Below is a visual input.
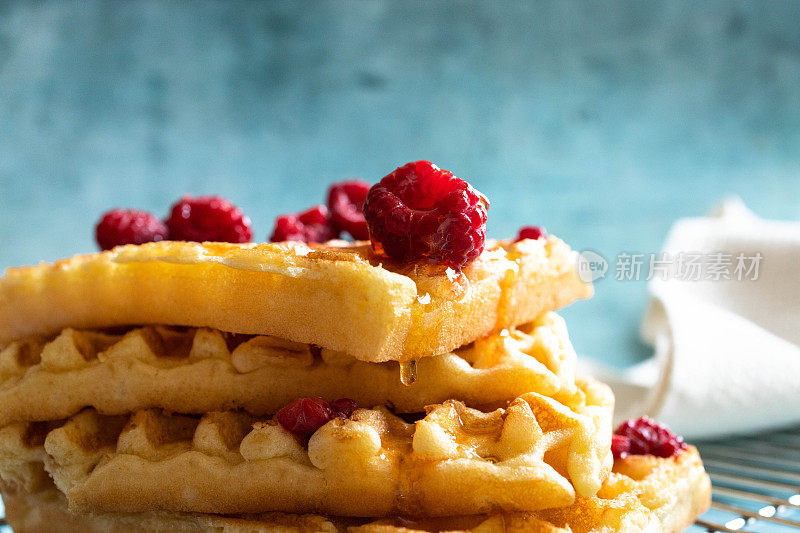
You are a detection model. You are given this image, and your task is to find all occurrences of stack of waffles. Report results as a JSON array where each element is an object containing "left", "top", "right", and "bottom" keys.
[{"left": 0, "top": 237, "right": 710, "bottom": 532}]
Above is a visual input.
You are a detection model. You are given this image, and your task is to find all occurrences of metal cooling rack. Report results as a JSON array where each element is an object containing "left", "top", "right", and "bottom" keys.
[
  {"left": 0, "top": 427, "right": 798, "bottom": 532},
  {"left": 689, "top": 426, "right": 800, "bottom": 533}
]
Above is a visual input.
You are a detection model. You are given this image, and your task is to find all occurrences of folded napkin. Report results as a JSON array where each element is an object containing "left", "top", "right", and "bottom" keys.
[{"left": 584, "top": 198, "right": 800, "bottom": 439}]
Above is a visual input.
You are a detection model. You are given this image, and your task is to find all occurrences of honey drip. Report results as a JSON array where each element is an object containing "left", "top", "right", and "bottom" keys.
[{"left": 399, "top": 360, "right": 418, "bottom": 386}]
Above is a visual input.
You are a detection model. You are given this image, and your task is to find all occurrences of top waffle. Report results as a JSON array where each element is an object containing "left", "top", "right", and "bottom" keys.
[{"left": 0, "top": 236, "right": 590, "bottom": 362}]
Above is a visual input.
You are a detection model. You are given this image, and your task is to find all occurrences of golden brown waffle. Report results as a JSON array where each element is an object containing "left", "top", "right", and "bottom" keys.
[
  {"left": 1, "top": 482, "right": 339, "bottom": 533},
  {"left": 1, "top": 447, "right": 709, "bottom": 533},
  {"left": 0, "top": 312, "right": 583, "bottom": 424},
  {"left": 0, "top": 237, "right": 591, "bottom": 362},
  {"left": 0, "top": 379, "right": 613, "bottom": 517},
  {"left": 351, "top": 447, "right": 711, "bottom": 532},
  {"left": 0, "top": 421, "right": 59, "bottom": 495}
]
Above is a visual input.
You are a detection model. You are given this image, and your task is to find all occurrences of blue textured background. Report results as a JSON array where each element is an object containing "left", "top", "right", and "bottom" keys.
[{"left": 1, "top": 1, "right": 799, "bottom": 368}]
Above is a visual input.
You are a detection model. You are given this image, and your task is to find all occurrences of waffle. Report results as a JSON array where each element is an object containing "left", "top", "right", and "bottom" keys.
[
  {"left": 0, "top": 379, "right": 613, "bottom": 517},
  {"left": 1, "top": 482, "right": 339, "bottom": 533},
  {"left": 0, "top": 237, "right": 591, "bottom": 362},
  {"left": 351, "top": 446, "right": 711, "bottom": 532},
  {"left": 0, "top": 312, "right": 583, "bottom": 425},
  {"left": 1, "top": 447, "right": 709, "bottom": 533}
]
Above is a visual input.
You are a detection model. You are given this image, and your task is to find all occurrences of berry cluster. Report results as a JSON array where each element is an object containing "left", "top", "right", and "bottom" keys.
[
  {"left": 273, "top": 162, "right": 492, "bottom": 270},
  {"left": 96, "top": 161, "right": 494, "bottom": 270},
  {"left": 95, "top": 195, "right": 252, "bottom": 250},
  {"left": 269, "top": 180, "right": 370, "bottom": 244},
  {"left": 611, "top": 416, "right": 688, "bottom": 459},
  {"left": 275, "top": 397, "right": 359, "bottom": 440}
]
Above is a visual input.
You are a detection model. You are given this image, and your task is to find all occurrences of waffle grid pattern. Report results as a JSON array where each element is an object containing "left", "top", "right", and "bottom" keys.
[
  {"left": 0, "top": 313, "right": 584, "bottom": 424},
  {"left": 0, "top": 445, "right": 710, "bottom": 532},
  {"left": 0, "top": 378, "right": 612, "bottom": 518}
]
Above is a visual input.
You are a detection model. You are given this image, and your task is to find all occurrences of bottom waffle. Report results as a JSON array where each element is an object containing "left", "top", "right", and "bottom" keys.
[
  {"left": 354, "top": 446, "right": 711, "bottom": 533},
  {"left": 1, "top": 447, "right": 710, "bottom": 533},
  {"left": 0, "top": 482, "right": 338, "bottom": 533}
]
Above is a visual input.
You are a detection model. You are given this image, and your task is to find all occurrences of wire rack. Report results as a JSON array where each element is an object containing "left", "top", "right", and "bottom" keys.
[
  {"left": 688, "top": 426, "right": 800, "bottom": 533},
  {"left": 0, "top": 427, "right": 798, "bottom": 532}
]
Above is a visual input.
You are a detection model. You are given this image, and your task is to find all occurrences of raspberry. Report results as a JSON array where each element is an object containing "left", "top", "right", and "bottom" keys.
[
  {"left": 275, "top": 397, "right": 359, "bottom": 439},
  {"left": 276, "top": 397, "right": 333, "bottom": 438},
  {"left": 363, "top": 161, "right": 489, "bottom": 269},
  {"left": 327, "top": 180, "right": 370, "bottom": 240},
  {"left": 166, "top": 195, "right": 252, "bottom": 243},
  {"left": 610, "top": 434, "right": 630, "bottom": 458},
  {"left": 330, "top": 398, "right": 359, "bottom": 419},
  {"left": 269, "top": 205, "right": 340, "bottom": 243},
  {"left": 515, "top": 225, "right": 547, "bottom": 242},
  {"left": 95, "top": 209, "right": 169, "bottom": 251},
  {"left": 612, "top": 416, "right": 688, "bottom": 459}
]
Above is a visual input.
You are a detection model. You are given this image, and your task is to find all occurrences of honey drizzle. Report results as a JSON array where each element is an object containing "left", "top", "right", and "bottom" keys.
[{"left": 399, "top": 360, "right": 418, "bottom": 386}]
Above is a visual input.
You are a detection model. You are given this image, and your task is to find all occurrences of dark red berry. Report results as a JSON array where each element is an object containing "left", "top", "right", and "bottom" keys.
[
  {"left": 327, "top": 180, "right": 370, "bottom": 240},
  {"left": 95, "top": 209, "right": 169, "bottom": 251},
  {"left": 166, "top": 195, "right": 252, "bottom": 243},
  {"left": 363, "top": 161, "right": 489, "bottom": 269},
  {"left": 610, "top": 434, "right": 630, "bottom": 458},
  {"left": 515, "top": 226, "right": 547, "bottom": 242},
  {"left": 612, "top": 416, "right": 688, "bottom": 459},
  {"left": 330, "top": 398, "right": 359, "bottom": 419},
  {"left": 269, "top": 204, "right": 340, "bottom": 243},
  {"left": 276, "top": 397, "right": 334, "bottom": 438}
]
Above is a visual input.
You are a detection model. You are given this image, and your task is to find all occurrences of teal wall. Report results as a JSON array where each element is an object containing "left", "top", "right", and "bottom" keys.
[{"left": 1, "top": 1, "right": 798, "bottom": 367}]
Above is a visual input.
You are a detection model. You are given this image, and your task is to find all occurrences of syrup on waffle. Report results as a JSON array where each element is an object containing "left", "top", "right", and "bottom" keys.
[{"left": 0, "top": 237, "right": 591, "bottom": 362}]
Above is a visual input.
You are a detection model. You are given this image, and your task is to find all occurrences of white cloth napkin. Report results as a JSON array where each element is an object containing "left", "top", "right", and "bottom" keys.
[{"left": 582, "top": 198, "right": 800, "bottom": 440}]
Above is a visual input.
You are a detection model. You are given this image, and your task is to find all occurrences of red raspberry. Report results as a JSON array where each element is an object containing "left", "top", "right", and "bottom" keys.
[
  {"left": 330, "top": 398, "right": 359, "bottom": 419},
  {"left": 610, "top": 434, "right": 630, "bottom": 458},
  {"left": 166, "top": 195, "right": 252, "bottom": 243},
  {"left": 269, "top": 205, "right": 340, "bottom": 243},
  {"left": 363, "top": 161, "right": 489, "bottom": 269},
  {"left": 276, "top": 397, "right": 334, "bottom": 438},
  {"left": 515, "top": 225, "right": 547, "bottom": 242},
  {"left": 95, "top": 209, "right": 169, "bottom": 251},
  {"left": 275, "top": 397, "right": 359, "bottom": 439},
  {"left": 612, "top": 416, "right": 688, "bottom": 459},
  {"left": 327, "top": 180, "right": 370, "bottom": 240}
]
